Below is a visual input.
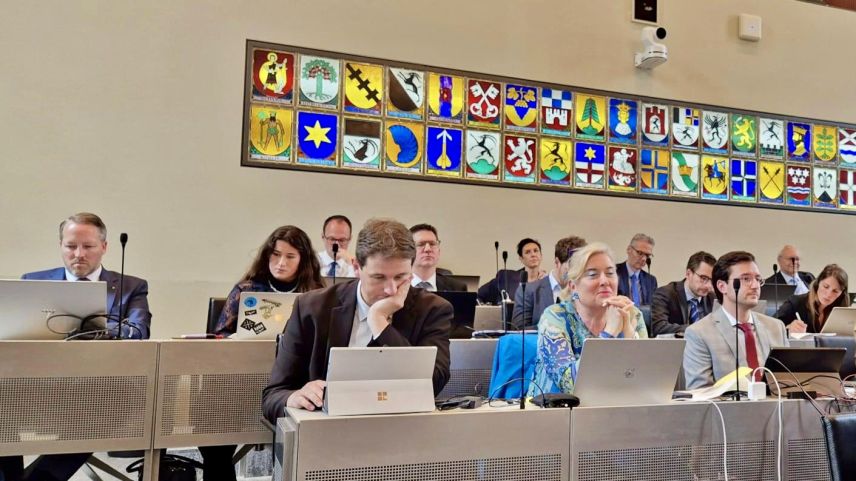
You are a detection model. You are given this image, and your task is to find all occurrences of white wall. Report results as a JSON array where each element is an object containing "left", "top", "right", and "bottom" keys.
[{"left": 2, "top": 0, "right": 855, "bottom": 338}]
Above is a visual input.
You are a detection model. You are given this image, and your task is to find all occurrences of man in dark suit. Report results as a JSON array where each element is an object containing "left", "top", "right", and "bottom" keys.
[
  {"left": 408, "top": 223, "right": 466, "bottom": 292},
  {"left": 651, "top": 251, "right": 717, "bottom": 336},
  {"left": 617, "top": 233, "right": 658, "bottom": 305},
  {"left": 0, "top": 212, "right": 153, "bottom": 481},
  {"left": 765, "top": 244, "right": 815, "bottom": 296},
  {"left": 512, "top": 235, "right": 586, "bottom": 329},
  {"left": 21, "top": 212, "right": 152, "bottom": 339},
  {"left": 262, "top": 219, "right": 452, "bottom": 421}
]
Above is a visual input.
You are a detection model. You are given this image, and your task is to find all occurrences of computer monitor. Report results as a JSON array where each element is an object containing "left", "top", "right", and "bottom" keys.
[
  {"left": 436, "top": 291, "right": 477, "bottom": 339},
  {"left": 764, "top": 347, "right": 846, "bottom": 397},
  {"left": 0, "top": 279, "right": 107, "bottom": 340},
  {"left": 759, "top": 284, "right": 796, "bottom": 312}
]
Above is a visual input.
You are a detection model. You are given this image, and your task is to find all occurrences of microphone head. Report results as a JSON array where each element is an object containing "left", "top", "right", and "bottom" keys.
[
  {"left": 494, "top": 241, "right": 499, "bottom": 250},
  {"left": 332, "top": 242, "right": 339, "bottom": 255},
  {"left": 119, "top": 233, "right": 128, "bottom": 246},
  {"left": 519, "top": 270, "right": 528, "bottom": 285},
  {"left": 502, "top": 250, "right": 508, "bottom": 262},
  {"left": 773, "top": 263, "right": 778, "bottom": 274},
  {"left": 732, "top": 278, "right": 741, "bottom": 291},
  {"left": 645, "top": 257, "right": 651, "bottom": 268}
]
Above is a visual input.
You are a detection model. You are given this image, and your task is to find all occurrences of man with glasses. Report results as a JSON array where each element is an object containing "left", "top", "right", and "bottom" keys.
[
  {"left": 616, "top": 233, "right": 658, "bottom": 306},
  {"left": 317, "top": 214, "right": 356, "bottom": 278},
  {"left": 683, "top": 251, "right": 788, "bottom": 389},
  {"left": 409, "top": 224, "right": 466, "bottom": 292},
  {"left": 650, "top": 251, "right": 717, "bottom": 336},
  {"left": 765, "top": 244, "right": 815, "bottom": 296}
]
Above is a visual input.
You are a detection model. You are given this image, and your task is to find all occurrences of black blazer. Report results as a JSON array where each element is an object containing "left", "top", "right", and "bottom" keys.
[
  {"left": 650, "top": 280, "right": 715, "bottom": 336},
  {"left": 476, "top": 269, "right": 523, "bottom": 304},
  {"left": 436, "top": 273, "right": 467, "bottom": 292},
  {"left": 765, "top": 271, "right": 815, "bottom": 286},
  {"left": 616, "top": 262, "right": 658, "bottom": 305},
  {"left": 262, "top": 280, "right": 452, "bottom": 422},
  {"left": 774, "top": 294, "right": 819, "bottom": 331}
]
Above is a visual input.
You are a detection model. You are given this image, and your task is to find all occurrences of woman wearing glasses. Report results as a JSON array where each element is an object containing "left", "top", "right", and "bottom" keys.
[
  {"left": 528, "top": 242, "right": 647, "bottom": 396},
  {"left": 774, "top": 264, "right": 850, "bottom": 333}
]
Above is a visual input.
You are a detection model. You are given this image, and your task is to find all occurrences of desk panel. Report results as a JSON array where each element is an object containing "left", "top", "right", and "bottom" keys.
[{"left": 0, "top": 340, "right": 158, "bottom": 456}]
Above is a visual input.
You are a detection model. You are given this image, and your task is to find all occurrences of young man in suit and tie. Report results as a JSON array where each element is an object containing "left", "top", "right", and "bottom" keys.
[
  {"left": 317, "top": 214, "right": 357, "bottom": 278},
  {"left": 511, "top": 235, "right": 587, "bottom": 329},
  {"left": 683, "top": 251, "right": 788, "bottom": 389},
  {"left": 262, "top": 218, "right": 452, "bottom": 421},
  {"left": 650, "top": 251, "right": 717, "bottom": 336},
  {"left": 0, "top": 212, "right": 152, "bottom": 481},
  {"left": 408, "top": 223, "right": 466, "bottom": 292},
  {"left": 616, "top": 233, "right": 658, "bottom": 305},
  {"left": 765, "top": 244, "right": 815, "bottom": 296}
]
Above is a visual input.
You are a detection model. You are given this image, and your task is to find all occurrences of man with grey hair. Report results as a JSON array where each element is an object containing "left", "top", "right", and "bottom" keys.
[
  {"left": 765, "top": 244, "right": 815, "bottom": 296},
  {"left": 617, "top": 233, "right": 658, "bottom": 306},
  {"left": 262, "top": 218, "right": 452, "bottom": 421}
]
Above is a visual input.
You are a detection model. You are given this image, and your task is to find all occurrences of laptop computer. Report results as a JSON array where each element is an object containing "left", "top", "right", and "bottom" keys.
[
  {"left": 324, "top": 346, "right": 437, "bottom": 416},
  {"left": 764, "top": 347, "right": 846, "bottom": 397},
  {"left": 572, "top": 338, "right": 685, "bottom": 407},
  {"left": 820, "top": 307, "right": 856, "bottom": 336},
  {"left": 436, "top": 291, "right": 477, "bottom": 339},
  {"left": 233, "top": 292, "right": 299, "bottom": 340},
  {"left": 445, "top": 275, "right": 480, "bottom": 293},
  {"left": 759, "top": 284, "right": 796, "bottom": 311},
  {"left": 0, "top": 279, "right": 106, "bottom": 340}
]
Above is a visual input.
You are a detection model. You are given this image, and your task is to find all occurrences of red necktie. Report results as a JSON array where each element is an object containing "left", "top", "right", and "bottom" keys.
[{"left": 736, "top": 323, "right": 761, "bottom": 381}]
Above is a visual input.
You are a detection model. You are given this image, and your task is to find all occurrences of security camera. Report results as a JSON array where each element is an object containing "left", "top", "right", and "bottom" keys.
[{"left": 635, "top": 26, "right": 668, "bottom": 69}]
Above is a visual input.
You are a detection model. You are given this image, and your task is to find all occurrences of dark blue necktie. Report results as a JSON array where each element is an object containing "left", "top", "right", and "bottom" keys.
[
  {"left": 631, "top": 273, "right": 641, "bottom": 305},
  {"left": 327, "top": 261, "right": 337, "bottom": 277},
  {"left": 688, "top": 298, "right": 701, "bottom": 323}
]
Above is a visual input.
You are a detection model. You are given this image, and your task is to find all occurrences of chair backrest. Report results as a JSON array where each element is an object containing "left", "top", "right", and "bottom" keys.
[
  {"left": 815, "top": 336, "right": 856, "bottom": 379},
  {"left": 638, "top": 305, "right": 652, "bottom": 337},
  {"left": 822, "top": 413, "right": 856, "bottom": 481},
  {"left": 206, "top": 297, "right": 227, "bottom": 334}
]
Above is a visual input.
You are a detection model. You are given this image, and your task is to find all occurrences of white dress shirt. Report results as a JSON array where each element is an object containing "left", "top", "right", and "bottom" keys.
[
  {"left": 317, "top": 250, "right": 356, "bottom": 278},
  {"left": 65, "top": 266, "right": 103, "bottom": 282},
  {"left": 349, "top": 281, "right": 374, "bottom": 347},
  {"left": 781, "top": 272, "right": 809, "bottom": 295},
  {"left": 547, "top": 272, "right": 561, "bottom": 299},
  {"left": 411, "top": 272, "right": 438, "bottom": 291}
]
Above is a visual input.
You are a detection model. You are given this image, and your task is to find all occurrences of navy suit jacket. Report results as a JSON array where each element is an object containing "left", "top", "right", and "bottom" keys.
[
  {"left": 511, "top": 275, "right": 557, "bottom": 329},
  {"left": 22, "top": 267, "right": 152, "bottom": 339},
  {"left": 650, "top": 280, "right": 716, "bottom": 335},
  {"left": 616, "top": 261, "right": 658, "bottom": 306}
]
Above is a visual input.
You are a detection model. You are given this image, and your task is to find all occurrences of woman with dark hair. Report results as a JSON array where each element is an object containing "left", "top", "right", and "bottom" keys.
[
  {"left": 775, "top": 264, "right": 850, "bottom": 333},
  {"left": 214, "top": 225, "right": 324, "bottom": 336}
]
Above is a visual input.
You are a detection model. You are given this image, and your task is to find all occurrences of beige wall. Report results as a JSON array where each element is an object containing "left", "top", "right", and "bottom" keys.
[{"left": 2, "top": 0, "right": 855, "bottom": 338}]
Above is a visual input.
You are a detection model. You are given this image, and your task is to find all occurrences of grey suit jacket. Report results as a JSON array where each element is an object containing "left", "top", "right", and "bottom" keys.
[
  {"left": 683, "top": 305, "right": 788, "bottom": 389},
  {"left": 511, "top": 275, "right": 557, "bottom": 329}
]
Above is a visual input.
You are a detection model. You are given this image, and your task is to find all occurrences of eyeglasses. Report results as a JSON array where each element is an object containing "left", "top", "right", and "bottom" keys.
[
  {"left": 324, "top": 236, "right": 351, "bottom": 244},
  {"left": 416, "top": 240, "right": 441, "bottom": 249},
  {"left": 630, "top": 246, "right": 654, "bottom": 259},
  {"left": 692, "top": 271, "right": 712, "bottom": 284},
  {"left": 731, "top": 275, "right": 765, "bottom": 287}
]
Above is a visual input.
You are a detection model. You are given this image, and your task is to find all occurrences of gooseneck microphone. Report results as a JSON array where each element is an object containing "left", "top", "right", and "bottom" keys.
[
  {"left": 332, "top": 242, "right": 339, "bottom": 286},
  {"left": 501, "top": 251, "right": 509, "bottom": 330},
  {"left": 494, "top": 241, "right": 500, "bottom": 276},
  {"left": 772, "top": 264, "right": 780, "bottom": 311},
  {"left": 732, "top": 278, "right": 742, "bottom": 401},
  {"left": 519, "top": 270, "right": 528, "bottom": 410},
  {"left": 116, "top": 233, "right": 128, "bottom": 339}
]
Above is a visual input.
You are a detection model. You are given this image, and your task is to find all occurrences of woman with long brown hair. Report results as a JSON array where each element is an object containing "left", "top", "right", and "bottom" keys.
[
  {"left": 214, "top": 225, "right": 324, "bottom": 336},
  {"left": 775, "top": 264, "right": 850, "bottom": 333}
]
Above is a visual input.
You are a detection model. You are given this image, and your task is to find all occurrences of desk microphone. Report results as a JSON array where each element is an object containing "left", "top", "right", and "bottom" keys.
[
  {"left": 646, "top": 256, "right": 652, "bottom": 274},
  {"left": 732, "top": 278, "right": 742, "bottom": 401},
  {"left": 116, "top": 233, "right": 128, "bottom": 340},
  {"left": 518, "top": 269, "right": 528, "bottom": 410},
  {"left": 501, "top": 251, "right": 509, "bottom": 330},
  {"left": 332, "top": 242, "right": 339, "bottom": 286},
  {"left": 494, "top": 241, "right": 500, "bottom": 276},
  {"left": 772, "top": 264, "right": 780, "bottom": 311}
]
